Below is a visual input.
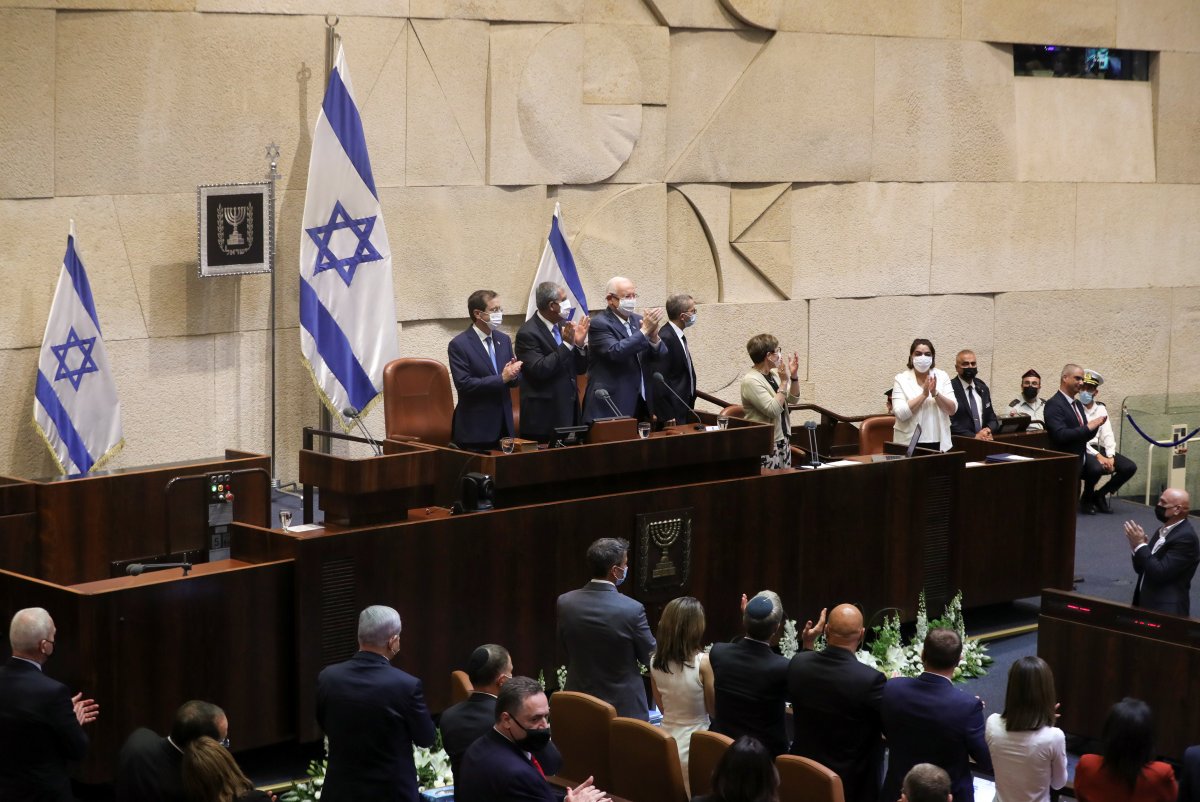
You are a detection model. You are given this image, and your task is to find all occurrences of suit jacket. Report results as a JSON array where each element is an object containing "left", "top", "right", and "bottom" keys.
[
  {"left": 787, "top": 646, "right": 885, "bottom": 802},
  {"left": 1044, "top": 391, "right": 1094, "bottom": 460},
  {"left": 650, "top": 324, "right": 697, "bottom": 424},
  {"left": 708, "top": 639, "right": 790, "bottom": 757},
  {"left": 1132, "top": 518, "right": 1200, "bottom": 617},
  {"left": 115, "top": 727, "right": 184, "bottom": 802},
  {"left": 439, "top": 692, "right": 562, "bottom": 783},
  {"left": 448, "top": 326, "right": 516, "bottom": 446},
  {"left": 949, "top": 377, "right": 1000, "bottom": 437},
  {"left": 880, "top": 672, "right": 991, "bottom": 802},
  {"left": 582, "top": 308, "right": 666, "bottom": 423},
  {"left": 557, "top": 581, "right": 656, "bottom": 720},
  {"left": 456, "top": 728, "right": 557, "bottom": 802},
  {"left": 514, "top": 314, "right": 587, "bottom": 442},
  {"left": 0, "top": 657, "right": 89, "bottom": 802},
  {"left": 316, "top": 651, "right": 437, "bottom": 802}
]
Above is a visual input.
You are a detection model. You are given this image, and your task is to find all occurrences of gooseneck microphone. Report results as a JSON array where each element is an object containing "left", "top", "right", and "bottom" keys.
[
  {"left": 652, "top": 372, "right": 703, "bottom": 426},
  {"left": 804, "top": 420, "right": 822, "bottom": 467},
  {"left": 594, "top": 389, "right": 624, "bottom": 420},
  {"left": 343, "top": 407, "right": 383, "bottom": 456},
  {"left": 127, "top": 562, "right": 193, "bottom": 577}
]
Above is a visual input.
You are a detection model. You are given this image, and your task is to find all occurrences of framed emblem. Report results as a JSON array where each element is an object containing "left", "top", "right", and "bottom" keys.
[
  {"left": 197, "top": 182, "right": 273, "bottom": 277},
  {"left": 635, "top": 508, "right": 693, "bottom": 594}
]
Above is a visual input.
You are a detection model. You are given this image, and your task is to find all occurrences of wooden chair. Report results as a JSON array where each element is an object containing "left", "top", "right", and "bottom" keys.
[
  {"left": 858, "top": 414, "right": 896, "bottom": 455},
  {"left": 381, "top": 358, "right": 453, "bottom": 445},
  {"left": 546, "top": 691, "right": 616, "bottom": 790},
  {"left": 776, "top": 754, "right": 846, "bottom": 802},
  {"left": 688, "top": 730, "right": 733, "bottom": 798},
  {"left": 449, "top": 670, "right": 472, "bottom": 706},
  {"left": 608, "top": 717, "right": 689, "bottom": 802}
]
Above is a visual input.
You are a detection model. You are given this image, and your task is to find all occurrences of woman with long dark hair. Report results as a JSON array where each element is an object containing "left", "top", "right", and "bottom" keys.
[
  {"left": 985, "top": 656, "right": 1067, "bottom": 802},
  {"left": 650, "top": 596, "right": 715, "bottom": 794},
  {"left": 694, "top": 736, "right": 779, "bottom": 802},
  {"left": 181, "top": 737, "right": 273, "bottom": 802},
  {"left": 1075, "top": 698, "right": 1177, "bottom": 802}
]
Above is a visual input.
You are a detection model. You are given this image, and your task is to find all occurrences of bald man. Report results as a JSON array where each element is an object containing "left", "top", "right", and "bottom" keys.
[
  {"left": 786, "top": 604, "right": 885, "bottom": 802},
  {"left": 1125, "top": 488, "right": 1199, "bottom": 617}
]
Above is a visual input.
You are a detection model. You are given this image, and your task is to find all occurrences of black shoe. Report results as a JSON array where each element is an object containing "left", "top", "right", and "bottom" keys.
[
  {"left": 1080, "top": 500, "right": 1096, "bottom": 515},
  {"left": 1096, "top": 494, "right": 1114, "bottom": 514}
]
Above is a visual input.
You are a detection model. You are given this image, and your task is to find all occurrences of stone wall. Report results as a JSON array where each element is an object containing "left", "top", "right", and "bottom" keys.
[{"left": 1, "top": 0, "right": 1197, "bottom": 488}]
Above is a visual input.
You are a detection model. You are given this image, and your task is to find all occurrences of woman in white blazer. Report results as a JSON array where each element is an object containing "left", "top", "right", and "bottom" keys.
[
  {"left": 740, "top": 333, "right": 801, "bottom": 468},
  {"left": 892, "top": 338, "right": 957, "bottom": 452}
]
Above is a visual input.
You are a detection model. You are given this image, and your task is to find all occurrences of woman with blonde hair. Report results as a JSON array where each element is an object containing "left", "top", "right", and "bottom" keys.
[
  {"left": 181, "top": 736, "right": 273, "bottom": 802},
  {"left": 739, "top": 334, "right": 801, "bottom": 468},
  {"left": 650, "top": 596, "right": 715, "bottom": 794}
]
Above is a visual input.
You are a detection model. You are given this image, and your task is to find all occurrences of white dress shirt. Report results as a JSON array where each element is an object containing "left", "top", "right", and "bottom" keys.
[
  {"left": 985, "top": 714, "right": 1067, "bottom": 802},
  {"left": 892, "top": 368, "right": 957, "bottom": 451}
]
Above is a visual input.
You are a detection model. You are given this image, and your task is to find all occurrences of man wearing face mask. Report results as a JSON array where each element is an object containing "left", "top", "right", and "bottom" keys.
[
  {"left": 448, "top": 289, "right": 522, "bottom": 451},
  {"left": 515, "top": 282, "right": 590, "bottom": 443},
  {"left": 582, "top": 276, "right": 667, "bottom": 424},
  {"left": 787, "top": 604, "right": 885, "bottom": 802},
  {"left": 949, "top": 350, "right": 1001, "bottom": 440},
  {"left": 1079, "top": 370, "right": 1137, "bottom": 515},
  {"left": 651, "top": 293, "right": 699, "bottom": 426},
  {"left": 1125, "top": 488, "right": 1198, "bottom": 616},
  {"left": 1007, "top": 369, "right": 1046, "bottom": 430},
  {"left": 456, "top": 676, "right": 610, "bottom": 802},
  {"left": 556, "top": 538, "right": 656, "bottom": 720}
]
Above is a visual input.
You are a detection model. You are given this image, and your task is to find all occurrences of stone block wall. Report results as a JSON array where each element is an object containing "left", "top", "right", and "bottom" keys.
[{"left": 1, "top": 0, "right": 1196, "bottom": 490}]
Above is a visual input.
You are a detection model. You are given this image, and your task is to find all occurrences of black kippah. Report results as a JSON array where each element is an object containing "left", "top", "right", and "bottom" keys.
[
  {"left": 466, "top": 646, "right": 490, "bottom": 675},
  {"left": 746, "top": 596, "right": 773, "bottom": 619}
]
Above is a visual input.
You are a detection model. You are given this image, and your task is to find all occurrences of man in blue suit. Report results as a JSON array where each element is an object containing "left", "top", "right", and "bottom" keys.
[
  {"left": 317, "top": 606, "right": 436, "bottom": 802},
  {"left": 448, "top": 290, "right": 522, "bottom": 450},
  {"left": 515, "top": 282, "right": 589, "bottom": 443},
  {"left": 582, "top": 276, "right": 666, "bottom": 424},
  {"left": 1044, "top": 363, "right": 1108, "bottom": 513},
  {"left": 456, "top": 676, "right": 609, "bottom": 802},
  {"left": 880, "top": 628, "right": 991, "bottom": 802}
]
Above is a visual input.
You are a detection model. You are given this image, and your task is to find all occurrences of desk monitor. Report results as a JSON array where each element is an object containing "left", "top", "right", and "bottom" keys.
[
  {"left": 905, "top": 423, "right": 924, "bottom": 457},
  {"left": 551, "top": 425, "right": 588, "bottom": 447},
  {"left": 994, "top": 413, "right": 1032, "bottom": 434}
]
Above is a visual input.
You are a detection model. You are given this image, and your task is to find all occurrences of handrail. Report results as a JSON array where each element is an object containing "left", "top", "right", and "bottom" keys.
[
  {"left": 788, "top": 403, "right": 874, "bottom": 424},
  {"left": 696, "top": 389, "right": 732, "bottom": 408}
]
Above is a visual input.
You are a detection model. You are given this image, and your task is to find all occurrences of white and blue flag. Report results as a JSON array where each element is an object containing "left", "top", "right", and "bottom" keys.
[
  {"left": 300, "top": 45, "right": 399, "bottom": 429},
  {"left": 33, "top": 221, "right": 124, "bottom": 476},
  {"left": 526, "top": 202, "right": 589, "bottom": 320}
]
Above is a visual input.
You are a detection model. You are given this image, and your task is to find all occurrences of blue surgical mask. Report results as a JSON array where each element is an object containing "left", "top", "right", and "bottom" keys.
[
  {"left": 683, "top": 312, "right": 697, "bottom": 328},
  {"left": 615, "top": 565, "right": 628, "bottom": 586},
  {"left": 619, "top": 298, "right": 637, "bottom": 314},
  {"left": 488, "top": 311, "right": 504, "bottom": 329},
  {"left": 1080, "top": 391, "right": 1094, "bottom": 406}
]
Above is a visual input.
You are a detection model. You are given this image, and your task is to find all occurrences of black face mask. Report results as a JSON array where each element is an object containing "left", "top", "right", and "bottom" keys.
[
  {"left": 513, "top": 724, "right": 551, "bottom": 752},
  {"left": 1022, "top": 386, "right": 1038, "bottom": 401},
  {"left": 1155, "top": 504, "right": 1171, "bottom": 523},
  {"left": 961, "top": 367, "right": 978, "bottom": 381}
]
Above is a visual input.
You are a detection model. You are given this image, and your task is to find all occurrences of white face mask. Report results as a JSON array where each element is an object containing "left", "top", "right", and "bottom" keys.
[
  {"left": 618, "top": 297, "right": 637, "bottom": 314},
  {"left": 912, "top": 355, "right": 933, "bottom": 372},
  {"left": 488, "top": 311, "right": 504, "bottom": 329},
  {"left": 558, "top": 298, "right": 572, "bottom": 317}
]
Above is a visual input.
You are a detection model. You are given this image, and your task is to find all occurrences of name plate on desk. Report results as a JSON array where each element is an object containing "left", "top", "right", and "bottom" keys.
[{"left": 636, "top": 508, "right": 693, "bottom": 593}]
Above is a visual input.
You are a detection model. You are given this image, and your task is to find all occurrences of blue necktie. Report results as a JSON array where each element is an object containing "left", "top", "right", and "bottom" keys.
[
  {"left": 486, "top": 336, "right": 498, "bottom": 374},
  {"left": 553, "top": 324, "right": 562, "bottom": 346}
]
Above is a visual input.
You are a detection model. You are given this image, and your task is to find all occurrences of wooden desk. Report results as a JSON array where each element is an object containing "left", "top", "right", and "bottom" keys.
[{"left": 1039, "top": 589, "right": 1200, "bottom": 759}]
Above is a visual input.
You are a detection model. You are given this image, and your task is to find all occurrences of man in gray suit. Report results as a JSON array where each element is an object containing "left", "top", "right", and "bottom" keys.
[{"left": 556, "top": 538, "right": 656, "bottom": 720}]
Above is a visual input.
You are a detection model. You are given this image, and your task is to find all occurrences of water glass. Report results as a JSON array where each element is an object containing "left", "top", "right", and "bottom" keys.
[
  {"left": 717, "top": 415, "right": 730, "bottom": 430},
  {"left": 637, "top": 422, "right": 651, "bottom": 439},
  {"left": 279, "top": 509, "right": 293, "bottom": 532},
  {"left": 500, "top": 437, "right": 516, "bottom": 454}
]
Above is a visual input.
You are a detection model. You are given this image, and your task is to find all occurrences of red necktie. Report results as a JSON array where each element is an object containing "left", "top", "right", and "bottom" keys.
[
  {"left": 530, "top": 754, "right": 545, "bottom": 777},
  {"left": 1073, "top": 401, "right": 1085, "bottom": 426}
]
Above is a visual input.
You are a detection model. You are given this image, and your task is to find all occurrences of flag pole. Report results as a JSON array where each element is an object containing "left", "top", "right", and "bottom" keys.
[
  {"left": 265, "top": 143, "right": 281, "bottom": 485},
  {"left": 314, "top": 15, "right": 341, "bottom": 455}
]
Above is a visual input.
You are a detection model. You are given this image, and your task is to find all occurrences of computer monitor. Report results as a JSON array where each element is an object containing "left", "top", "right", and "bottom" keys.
[{"left": 905, "top": 423, "right": 924, "bottom": 458}]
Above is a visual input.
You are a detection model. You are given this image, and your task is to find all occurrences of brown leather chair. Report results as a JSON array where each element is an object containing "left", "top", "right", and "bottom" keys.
[
  {"left": 510, "top": 386, "right": 521, "bottom": 434},
  {"left": 449, "top": 670, "right": 472, "bottom": 706},
  {"left": 719, "top": 404, "right": 745, "bottom": 419},
  {"left": 858, "top": 414, "right": 896, "bottom": 455},
  {"left": 776, "top": 754, "right": 845, "bottom": 802},
  {"left": 688, "top": 730, "right": 733, "bottom": 798},
  {"left": 608, "top": 717, "right": 689, "bottom": 802},
  {"left": 547, "top": 691, "right": 616, "bottom": 790},
  {"left": 381, "top": 358, "right": 453, "bottom": 445}
]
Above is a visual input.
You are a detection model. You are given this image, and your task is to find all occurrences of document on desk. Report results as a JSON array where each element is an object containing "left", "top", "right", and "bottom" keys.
[{"left": 817, "top": 459, "right": 864, "bottom": 468}]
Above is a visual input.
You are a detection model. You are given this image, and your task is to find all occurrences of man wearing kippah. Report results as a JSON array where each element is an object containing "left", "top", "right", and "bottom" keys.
[{"left": 1007, "top": 369, "right": 1046, "bottom": 430}]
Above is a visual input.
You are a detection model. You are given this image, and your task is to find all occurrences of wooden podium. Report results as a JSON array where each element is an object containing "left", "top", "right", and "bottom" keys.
[{"left": 298, "top": 442, "right": 438, "bottom": 526}]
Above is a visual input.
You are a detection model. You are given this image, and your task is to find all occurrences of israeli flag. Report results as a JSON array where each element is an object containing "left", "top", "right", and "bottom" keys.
[
  {"left": 33, "top": 222, "right": 124, "bottom": 476},
  {"left": 525, "top": 202, "right": 589, "bottom": 321},
  {"left": 300, "top": 45, "right": 399, "bottom": 429}
]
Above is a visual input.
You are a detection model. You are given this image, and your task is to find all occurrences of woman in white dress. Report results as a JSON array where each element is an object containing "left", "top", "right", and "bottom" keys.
[
  {"left": 650, "top": 596, "right": 715, "bottom": 795},
  {"left": 892, "top": 338, "right": 957, "bottom": 452},
  {"left": 985, "top": 656, "right": 1068, "bottom": 802}
]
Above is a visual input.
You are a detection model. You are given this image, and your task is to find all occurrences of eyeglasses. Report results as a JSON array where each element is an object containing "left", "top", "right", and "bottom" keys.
[{"left": 219, "top": 737, "right": 231, "bottom": 749}]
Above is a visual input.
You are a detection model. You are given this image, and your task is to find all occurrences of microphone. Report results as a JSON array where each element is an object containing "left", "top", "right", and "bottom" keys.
[
  {"left": 803, "top": 420, "right": 821, "bottom": 468},
  {"left": 594, "top": 389, "right": 624, "bottom": 420},
  {"left": 652, "top": 372, "right": 702, "bottom": 426},
  {"left": 127, "top": 562, "right": 192, "bottom": 577},
  {"left": 343, "top": 406, "right": 383, "bottom": 456}
]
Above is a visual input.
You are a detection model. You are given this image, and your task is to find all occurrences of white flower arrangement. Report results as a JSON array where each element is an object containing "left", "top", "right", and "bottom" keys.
[{"left": 279, "top": 731, "right": 454, "bottom": 801}]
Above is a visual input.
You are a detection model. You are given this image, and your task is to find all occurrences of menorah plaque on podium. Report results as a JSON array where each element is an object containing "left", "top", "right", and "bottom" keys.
[{"left": 635, "top": 508, "right": 693, "bottom": 595}]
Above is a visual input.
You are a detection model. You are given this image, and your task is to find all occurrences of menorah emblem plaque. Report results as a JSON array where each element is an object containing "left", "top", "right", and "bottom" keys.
[
  {"left": 216, "top": 203, "right": 255, "bottom": 256},
  {"left": 636, "top": 508, "right": 692, "bottom": 594}
]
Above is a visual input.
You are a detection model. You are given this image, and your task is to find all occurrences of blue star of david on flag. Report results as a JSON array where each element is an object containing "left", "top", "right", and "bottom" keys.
[
  {"left": 305, "top": 200, "right": 383, "bottom": 287},
  {"left": 51, "top": 326, "right": 99, "bottom": 391}
]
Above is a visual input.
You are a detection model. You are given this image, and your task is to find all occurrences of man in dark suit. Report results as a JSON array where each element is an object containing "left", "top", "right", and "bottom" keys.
[
  {"left": 880, "top": 628, "right": 991, "bottom": 802},
  {"left": 710, "top": 592, "right": 791, "bottom": 757},
  {"left": 317, "top": 605, "right": 436, "bottom": 802},
  {"left": 651, "top": 293, "right": 699, "bottom": 425},
  {"left": 948, "top": 350, "right": 1000, "bottom": 440},
  {"left": 0, "top": 607, "right": 99, "bottom": 802},
  {"left": 456, "top": 676, "right": 608, "bottom": 802},
  {"left": 788, "top": 604, "right": 885, "bottom": 802},
  {"left": 1125, "top": 488, "right": 1199, "bottom": 616},
  {"left": 1044, "top": 363, "right": 1108, "bottom": 512},
  {"left": 581, "top": 276, "right": 666, "bottom": 423},
  {"left": 514, "top": 281, "right": 589, "bottom": 443},
  {"left": 557, "top": 538, "right": 656, "bottom": 720},
  {"left": 115, "top": 699, "right": 227, "bottom": 802},
  {"left": 448, "top": 289, "right": 522, "bottom": 450},
  {"left": 439, "top": 644, "right": 561, "bottom": 784}
]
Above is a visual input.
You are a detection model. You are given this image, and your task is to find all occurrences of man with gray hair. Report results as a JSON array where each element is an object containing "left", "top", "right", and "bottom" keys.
[
  {"left": 581, "top": 276, "right": 666, "bottom": 424},
  {"left": 317, "top": 605, "right": 436, "bottom": 802},
  {"left": 0, "top": 607, "right": 99, "bottom": 801},
  {"left": 515, "top": 281, "right": 590, "bottom": 442},
  {"left": 116, "top": 699, "right": 229, "bottom": 802}
]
